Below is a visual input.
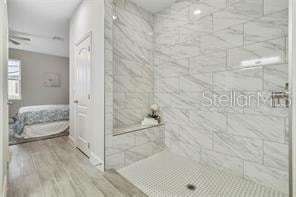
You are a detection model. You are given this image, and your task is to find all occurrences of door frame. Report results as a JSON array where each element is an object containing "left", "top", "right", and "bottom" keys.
[
  {"left": 73, "top": 32, "right": 92, "bottom": 154},
  {"left": 0, "top": 0, "right": 8, "bottom": 196},
  {"left": 289, "top": 0, "right": 296, "bottom": 195}
]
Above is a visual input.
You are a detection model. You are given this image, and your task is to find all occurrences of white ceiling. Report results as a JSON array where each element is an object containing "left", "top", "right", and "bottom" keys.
[
  {"left": 130, "top": 0, "right": 176, "bottom": 13},
  {"left": 8, "top": 0, "right": 81, "bottom": 57}
]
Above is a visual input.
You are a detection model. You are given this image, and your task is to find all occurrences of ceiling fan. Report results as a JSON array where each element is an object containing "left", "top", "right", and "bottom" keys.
[
  {"left": 9, "top": 30, "right": 65, "bottom": 45},
  {"left": 9, "top": 35, "right": 31, "bottom": 45}
]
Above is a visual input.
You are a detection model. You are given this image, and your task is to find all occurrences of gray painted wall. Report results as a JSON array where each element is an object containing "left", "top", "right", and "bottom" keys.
[{"left": 8, "top": 49, "right": 69, "bottom": 115}]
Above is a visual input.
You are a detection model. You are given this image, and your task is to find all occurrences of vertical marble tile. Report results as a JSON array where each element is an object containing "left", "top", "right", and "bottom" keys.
[
  {"left": 155, "top": 77, "right": 179, "bottom": 93},
  {"left": 168, "top": 140, "right": 201, "bottom": 162},
  {"left": 114, "top": 108, "right": 143, "bottom": 127},
  {"left": 263, "top": 64, "right": 288, "bottom": 91},
  {"left": 155, "top": 59, "right": 189, "bottom": 78},
  {"left": 244, "top": 161, "right": 288, "bottom": 194},
  {"left": 125, "top": 0, "right": 154, "bottom": 24},
  {"left": 113, "top": 0, "right": 154, "bottom": 129},
  {"left": 154, "top": 13, "right": 173, "bottom": 33},
  {"left": 113, "top": 0, "right": 126, "bottom": 9},
  {"left": 189, "top": 50, "right": 227, "bottom": 73},
  {"left": 170, "top": 0, "right": 193, "bottom": 13},
  {"left": 171, "top": 39, "right": 201, "bottom": 59},
  {"left": 286, "top": 36, "right": 289, "bottom": 64},
  {"left": 124, "top": 142, "right": 154, "bottom": 166},
  {"left": 165, "top": 123, "right": 180, "bottom": 147},
  {"left": 264, "top": 0, "right": 288, "bottom": 15},
  {"left": 116, "top": 7, "right": 153, "bottom": 33},
  {"left": 170, "top": 92, "right": 201, "bottom": 110},
  {"left": 179, "top": 15, "right": 213, "bottom": 42},
  {"left": 151, "top": 138, "right": 166, "bottom": 154},
  {"left": 114, "top": 57, "right": 143, "bottom": 77},
  {"left": 179, "top": 73, "right": 212, "bottom": 92},
  {"left": 105, "top": 70, "right": 113, "bottom": 93},
  {"left": 106, "top": 152, "right": 125, "bottom": 170},
  {"left": 244, "top": 10, "right": 288, "bottom": 44},
  {"left": 113, "top": 75, "right": 136, "bottom": 93},
  {"left": 141, "top": 63, "right": 154, "bottom": 79},
  {"left": 134, "top": 128, "right": 160, "bottom": 145},
  {"left": 169, "top": 4, "right": 190, "bottom": 25},
  {"left": 162, "top": 108, "right": 191, "bottom": 125},
  {"left": 189, "top": 0, "right": 227, "bottom": 20},
  {"left": 213, "top": 133, "right": 263, "bottom": 163},
  {"left": 154, "top": 12, "right": 188, "bottom": 33},
  {"left": 212, "top": 67, "right": 263, "bottom": 91},
  {"left": 189, "top": 110, "right": 227, "bottom": 132},
  {"left": 114, "top": 93, "right": 126, "bottom": 110},
  {"left": 201, "top": 149, "right": 244, "bottom": 176},
  {"left": 105, "top": 113, "right": 114, "bottom": 135},
  {"left": 201, "top": 25, "right": 243, "bottom": 53},
  {"left": 264, "top": 141, "right": 288, "bottom": 171},
  {"left": 285, "top": 117, "right": 289, "bottom": 144},
  {"left": 227, "top": 38, "right": 286, "bottom": 69},
  {"left": 227, "top": 114, "right": 286, "bottom": 143},
  {"left": 154, "top": 45, "right": 171, "bottom": 65},
  {"left": 154, "top": 30, "right": 180, "bottom": 47},
  {"left": 125, "top": 93, "right": 151, "bottom": 109},
  {"left": 213, "top": 0, "right": 263, "bottom": 31},
  {"left": 154, "top": 93, "right": 171, "bottom": 108},
  {"left": 105, "top": 134, "right": 136, "bottom": 155},
  {"left": 178, "top": 125, "right": 213, "bottom": 149}
]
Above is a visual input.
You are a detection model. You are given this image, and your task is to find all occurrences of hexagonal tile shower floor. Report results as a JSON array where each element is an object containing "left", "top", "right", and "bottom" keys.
[{"left": 118, "top": 151, "right": 288, "bottom": 197}]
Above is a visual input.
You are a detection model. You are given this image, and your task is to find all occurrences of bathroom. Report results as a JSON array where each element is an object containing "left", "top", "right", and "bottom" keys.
[{"left": 104, "top": 0, "right": 289, "bottom": 196}]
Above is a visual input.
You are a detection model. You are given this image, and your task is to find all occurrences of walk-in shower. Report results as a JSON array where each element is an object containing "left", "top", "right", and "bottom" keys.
[{"left": 104, "top": 0, "right": 289, "bottom": 196}]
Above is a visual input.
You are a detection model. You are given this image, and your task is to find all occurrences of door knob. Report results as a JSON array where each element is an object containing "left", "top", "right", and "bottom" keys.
[
  {"left": 7, "top": 101, "right": 13, "bottom": 105},
  {"left": 74, "top": 100, "right": 78, "bottom": 104}
]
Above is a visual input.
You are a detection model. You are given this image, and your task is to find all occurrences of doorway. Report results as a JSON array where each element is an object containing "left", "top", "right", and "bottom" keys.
[{"left": 74, "top": 33, "right": 92, "bottom": 156}]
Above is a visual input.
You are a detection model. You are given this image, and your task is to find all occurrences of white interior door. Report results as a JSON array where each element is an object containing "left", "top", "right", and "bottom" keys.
[{"left": 74, "top": 34, "right": 91, "bottom": 156}]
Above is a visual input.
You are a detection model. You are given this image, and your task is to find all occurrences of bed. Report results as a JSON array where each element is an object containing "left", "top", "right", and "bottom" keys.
[{"left": 12, "top": 105, "right": 69, "bottom": 138}]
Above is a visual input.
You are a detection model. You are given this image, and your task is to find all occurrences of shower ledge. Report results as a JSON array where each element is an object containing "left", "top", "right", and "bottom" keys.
[{"left": 113, "top": 123, "right": 165, "bottom": 136}]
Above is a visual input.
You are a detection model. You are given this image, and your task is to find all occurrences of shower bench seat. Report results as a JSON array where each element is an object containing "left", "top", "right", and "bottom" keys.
[{"left": 113, "top": 123, "right": 165, "bottom": 136}]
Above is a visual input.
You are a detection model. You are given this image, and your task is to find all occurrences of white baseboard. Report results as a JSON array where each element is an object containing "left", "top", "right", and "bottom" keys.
[
  {"left": 89, "top": 152, "right": 104, "bottom": 172},
  {"left": 2, "top": 175, "right": 7, "bottom": 197},
  {"left": 68, "top": 135, "right": 76, "bottom": 147}
]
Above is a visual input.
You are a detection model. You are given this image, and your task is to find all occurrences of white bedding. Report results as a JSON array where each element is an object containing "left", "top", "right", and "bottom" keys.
[
  {"left": 23, "top": 121, "right": 69, "bottom": 138},
  {"left": 13, "top": 104, "right": 69, "bottom": 137}
]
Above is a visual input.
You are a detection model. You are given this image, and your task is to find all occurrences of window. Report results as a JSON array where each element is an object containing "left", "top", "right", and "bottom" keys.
[{"left": 8, "top": 59, "right": 21, "bottom": 100}]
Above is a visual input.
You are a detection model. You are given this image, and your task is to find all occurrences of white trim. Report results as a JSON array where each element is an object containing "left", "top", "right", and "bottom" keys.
[
  {"left": 89, "top": 152, "right": 104, "bottom": 172},
  {"left": 1, "top": 176, "right": 7, "bottom": 197},
  {"left": 0, "top": 1, "right": 8, "bottom": 196},
  {"left": 289, "top": 0, "right": 296, "bottom": 195},
  {"left": 68, "top": 134, "right": 76, "bottom": 147}
]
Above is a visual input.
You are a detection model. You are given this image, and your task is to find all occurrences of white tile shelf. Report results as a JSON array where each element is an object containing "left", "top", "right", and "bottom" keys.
[{"left": 113, "top": 123, "right": 165, "bottom": 136}]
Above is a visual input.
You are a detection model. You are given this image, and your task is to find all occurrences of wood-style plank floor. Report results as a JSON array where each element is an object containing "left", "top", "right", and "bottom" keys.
[{"left": 8, "top": 136, "right": 141, "bottom": 197}]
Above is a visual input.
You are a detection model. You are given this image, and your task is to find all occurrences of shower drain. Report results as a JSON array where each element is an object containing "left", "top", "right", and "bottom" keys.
[{"left": 186, "top": 184, "right": 196, "bottom": 191}]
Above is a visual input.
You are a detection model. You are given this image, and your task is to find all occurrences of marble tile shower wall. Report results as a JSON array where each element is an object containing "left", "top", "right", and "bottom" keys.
[
  {"left": 154, "top": 0, "right": 289, "bottom": 193},
  {"left": 113, "top": 0, "right": 155, "bottom": 128},
  {"left": 104, "top": 0, "right": 166, "bottom": 170}
]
